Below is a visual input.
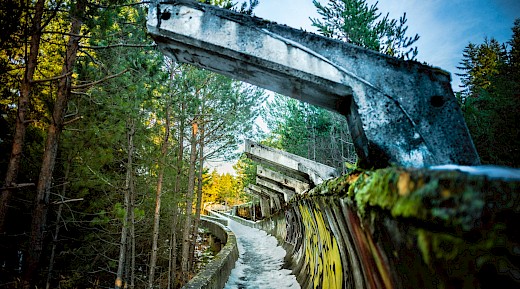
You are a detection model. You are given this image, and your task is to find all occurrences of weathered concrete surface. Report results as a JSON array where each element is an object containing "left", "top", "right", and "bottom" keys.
[
  {"left": 235, "top": 166, "right": 520, "bottom": 289},
  {"left": 230, "top": 201, "right": 262, "bottom": 221},
  {"left": 258, "top": 165, "right": 310, "bottom": 194},
  {"left": 248, "top": 184, "right": 283, "bottom": 212},
  {"left": 147, "top": 0, "right": 480, "bottom": 168},
  {"left": 244, "top": 187, "right": 270, "bottom": 218},
  {"left": 182, "top": 217, "right": 239, "bottom": 289},
  {"left": 245, "top": 140, "right": 338, "bottom": 185},
  {"left": 258, "top": 197, "right": 270, "bottom": 218},
  {"left": 201, "top": 214, "right": 228, "bottom": 227},
  {"left": 256, "top": 176, "right": 295, "bottom": 202}
]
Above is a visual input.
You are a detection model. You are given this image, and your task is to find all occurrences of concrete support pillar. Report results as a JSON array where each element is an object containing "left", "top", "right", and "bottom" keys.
[
  {"left": 245, "top": 187, "right": 271, "bottom": 218},
  {"left": 249, "top": 184, "right": 283, "bottom": 212},
  {"left": 259, "top": 197, "right": 271, "bottom": 218}
]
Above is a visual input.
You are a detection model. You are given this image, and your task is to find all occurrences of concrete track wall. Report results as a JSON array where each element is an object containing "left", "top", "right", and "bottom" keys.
[
  {"left": 235, "top": 167, "right": 520, "bottom": 289},
  {"left": 182, "top": 218, "right": 238, "bottom": 289}
]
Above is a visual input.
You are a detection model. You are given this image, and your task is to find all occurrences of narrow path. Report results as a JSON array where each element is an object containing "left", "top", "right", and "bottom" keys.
[{"left": 223, "top": 217, "right": 300, "bottom": 289}]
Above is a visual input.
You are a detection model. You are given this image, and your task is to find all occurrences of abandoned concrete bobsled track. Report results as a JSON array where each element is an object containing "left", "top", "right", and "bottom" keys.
[{"left": 147, "top": 0, "right": 480, "bottom": 168}]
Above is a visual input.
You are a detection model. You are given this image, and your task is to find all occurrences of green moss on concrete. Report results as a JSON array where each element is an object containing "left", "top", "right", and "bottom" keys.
[
  {"left": 305, "top": 173, "right": 352, "bottom": 197},
  {"left": 302, "top": 166, "right": 519, "bottom": 272},
  {"left": 350, "top": 170, "right": 399, "bottom": 216},
  {"left": 316, "top": 167, "right": 519, "bottom": 234},
  {"left": 277, "top": 164, "right": 520, "bottom": 288}
]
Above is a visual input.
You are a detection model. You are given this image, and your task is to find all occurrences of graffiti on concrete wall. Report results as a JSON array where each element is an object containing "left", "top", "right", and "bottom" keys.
[
  {"left": 297, "top": 201, "right": 343, "bottom": 289},
  {"left": 281, "top": 197, "right": 397, "bottom": 289},
  {"left": 234, "top": 167, "right": 520, "bottom": 289}
]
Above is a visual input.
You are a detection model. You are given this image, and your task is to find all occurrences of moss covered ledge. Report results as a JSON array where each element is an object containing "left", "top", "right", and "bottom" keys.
[
  {"left": 293, "top": 166, "right": 520, "bottom": 288},
  {"left": 305, "top": 166, "right": 520, "bottom": 234}
]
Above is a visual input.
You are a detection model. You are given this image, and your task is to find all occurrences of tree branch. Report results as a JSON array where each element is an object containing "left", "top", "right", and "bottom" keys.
[
  {"left": 51, "top": 198, "right": 84, "bottom": 205},
  {"left": 79, "top": 48, "right": 101, "bottom": 65},
  {"left": 0, "top": 183, "right": 35, "bottom": 190},
  {"left": 43, "top": 31, "right": 91, "bottom": 38},
  {"left": 31, "top": 72, "right": 73, "bottom": 84},
  {"left": 72, "top": 69, "right": 129, "bottom": 90},
  {"left": 80, "top": 43, "right": 156, "bottom": 50},
  {"left": 88, "top": 1, "right": 151, "bottom": 9},
  {"left": 85, "top": 164, "right": 116, "bottom": 189},
  {"left": 63, "top": 116, "right": 83, "bottom": 126}
]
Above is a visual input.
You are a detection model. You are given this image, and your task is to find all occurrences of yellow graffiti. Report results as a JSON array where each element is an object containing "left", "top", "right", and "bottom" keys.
[
  {"left": 299, "top": 203, "right": 343, "bottom": 289},
  {"left": 277, "top": 217, "right": 287, "bottom": 240}
]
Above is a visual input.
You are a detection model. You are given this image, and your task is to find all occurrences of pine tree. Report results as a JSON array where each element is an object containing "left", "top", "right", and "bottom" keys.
[
  {"left": 263, "top": 94, "right": 356, "bottom": 171},
  {"left": 30, "top": 2, "right": 168, "bottom": 287},
  {"left": 456, "top": 38, "right": 507, "bottom": 100},
  {"left": 311, "top": 0, "right": 419, "bottom": 60},
  {"left": 25, "top": 1, "right": 88, "bottom": 285},
  {"left": 508, "top": 19, "right": 520, "bottom": 81},
  {"left": 457, "top": 19, "right": 520, "bottom": 167},
  {"left": 0, "top": 0, "right": 46, "bottom": 234}
]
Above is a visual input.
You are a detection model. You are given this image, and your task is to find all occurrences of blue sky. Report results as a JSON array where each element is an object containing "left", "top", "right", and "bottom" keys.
[{"left": 254, "top": 0, "right": 520, "bottom": 91}]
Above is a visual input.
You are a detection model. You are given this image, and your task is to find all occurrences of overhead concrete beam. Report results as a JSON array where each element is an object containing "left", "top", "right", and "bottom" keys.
[
  {"left": 257, "top": 165, "right": 310, "bottom": 194},
  {"left": 246, "top": 188, "right": 271, "bottom": 218},
  {"left": 249, "top": 184, "right": 283, "bottom": 211},
  {"left": 256, "top": 177, "right": 296, "bottom": 202},
  {"left": 247, "top": 184, "right": 271, "bottom": 199},
  {"left": 245, "top": 140, "right": 338, "bottom": 185},
  {"left": 246, "top": 184, "right": 269, "bottom": 198},
  {"left": 243, "top": 187, "right": 258, "bottom": 198},
  {"left": 147, "top": 0, "right": 480, "bottom": 168}
]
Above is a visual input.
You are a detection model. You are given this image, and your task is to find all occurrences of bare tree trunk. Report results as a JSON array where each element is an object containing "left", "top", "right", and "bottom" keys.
[
  {"left": 168, "top": 158, "right": 181, "bottom": 289},
  {"left": 180, "top": 120, "right": 198, "bottom": 282},
  {"left": 124, "top": 237, "right": 130, "bottom": 288},
  {"left": 168, "top": 101, "right": 185, "bottom": 289},
  {"left": 190, "top": 121, "right": 204, "bottom": 268},
  {"left": 45, "top": 154, "right": 71, "bottom": 289},
  {"left": 124, "top": 119, "right": 137, "bottom": 289},
  {"left": 148, "top": 106, "right": 171, "bottom": 289},
  {"left": 129, "top": 179, "right": 136, "bottom": 289},
  {"left": 24, "top": 1, "right": 85, "bottom": 285},
  {"left": 0, "top": 0, "right": 45, "bottom": 234},
  {"left": 115, "top": 118, "right": 135, "bottom": 289}
]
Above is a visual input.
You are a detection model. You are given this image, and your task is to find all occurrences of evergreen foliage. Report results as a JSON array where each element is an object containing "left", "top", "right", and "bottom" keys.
[
  {"left": 457, "top": 19, "right": 520, "bottom": 167},
  {"left": 263, "top": 94, "right": 356, "bottom": 172},
  {"left": 311, "top": 0, "right": 419, "bottom": 60},
  {"left": 0, "top": 0, "right": 265, "bottom": 287}
]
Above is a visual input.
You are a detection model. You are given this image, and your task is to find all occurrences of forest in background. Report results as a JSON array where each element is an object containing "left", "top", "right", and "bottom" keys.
[
  {"left": 0, "top": 0, "right": 518, "bottom": 288},
  {"left": 0, "top": 0, "right": 262, "bottom": 288}
]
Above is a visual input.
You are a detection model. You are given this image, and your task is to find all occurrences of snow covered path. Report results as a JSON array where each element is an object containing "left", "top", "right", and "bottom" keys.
[{"left": 223, "top": 217, "right": 300, "bottom": 289}]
